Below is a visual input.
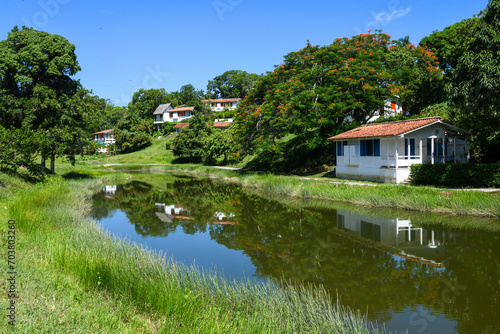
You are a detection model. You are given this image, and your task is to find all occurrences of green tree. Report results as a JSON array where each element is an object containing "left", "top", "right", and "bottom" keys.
[
  {"left": 445, "top": 0, "right": 500, "bottom": 162},
  {"left": 234, "top": 33, "right": 440, "bottom": 168},
  {"left": 172, "top": 113, "right": 213, "bottom": 161},
  {"left": 170, "top": 84, "right": 204, "bottom": 106},
  {"left": 202, "top": 128, "right": 238, "bottom": 165},
  {"left": 207, "top": 70, "right": 260, "bottom": 99},
  {"left": 127, "top": 88, "right": 172, "bottom": 120},
  {"left": 0, "top": 26, "right": 83, "bottom": 173}
]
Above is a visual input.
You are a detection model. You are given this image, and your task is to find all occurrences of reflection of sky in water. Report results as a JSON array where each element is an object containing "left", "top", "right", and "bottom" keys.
[
  {"left": 385, "top": 306, "right": 456, "bottom": 334},
  {"left": 95, "top": 209, "right": 258, "bottom": 282}
]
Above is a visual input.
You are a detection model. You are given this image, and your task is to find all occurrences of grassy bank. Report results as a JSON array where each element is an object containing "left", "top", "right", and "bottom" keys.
[
  {"left": 0, "top": 172, "right": 384, "bottom": 333},
  {"left": 82, "top": 164, "right": 500, "bottom": 218}
]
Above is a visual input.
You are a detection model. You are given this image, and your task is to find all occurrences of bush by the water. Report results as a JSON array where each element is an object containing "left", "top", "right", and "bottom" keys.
[{"left": 410, "top": 163, "right": 500, "bottom": 188}]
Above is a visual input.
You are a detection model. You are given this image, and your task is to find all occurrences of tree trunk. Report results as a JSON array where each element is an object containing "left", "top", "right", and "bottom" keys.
[
  {"left": 50, "top": 155, "right": 55, "bottom": 174},
  {"left": 41, "top": 156, "right": 46, "bottom": 170}
]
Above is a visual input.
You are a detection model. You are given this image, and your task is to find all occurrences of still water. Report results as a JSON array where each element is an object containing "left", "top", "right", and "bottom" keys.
[{"left": 89, "top": 174, "right": 500, "bottom": 334}]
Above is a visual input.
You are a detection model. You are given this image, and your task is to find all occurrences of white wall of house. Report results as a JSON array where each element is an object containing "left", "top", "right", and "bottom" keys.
[
  {"left": 367, "top": 98, "right": 407, "bottom": 123},
  {"left": 209, "top": 101, "right": 240, "bottom": 112},
  {"left": 94, "top": 131, "right": 115, "bottom": 153},
  {"left": 334, "top": 125, "right": 469, "bottom": 183}
]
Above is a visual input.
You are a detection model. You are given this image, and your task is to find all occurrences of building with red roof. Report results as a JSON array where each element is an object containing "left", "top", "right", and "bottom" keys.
[{"left": 327, "top": 117, "right": 471, "bottom": 183}]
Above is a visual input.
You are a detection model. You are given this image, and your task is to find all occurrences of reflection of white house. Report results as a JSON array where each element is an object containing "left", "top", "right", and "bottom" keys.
[
  {"left": 336, "top": 210, "right": 452, "bottom": 266},
  {"left": 203, "top": 98, "right": 241, "bottom": 112},
  {"left": 156, "top": 203, "right": 191, "bottom": 217},
  {"left": 153, "top": 103, "right": 194, "bottom": 130},
  {"left": 93, "top": 129, "right": 116, "bottom": 153},
  {"left": 214, "top": 212, "right": 235, "bottom": 224},
  {"left": 103, "top": 185, "right": 117, "bottom": 195},
  {"left": 328, "top": 117, "right": 471, "bottom": 183}
]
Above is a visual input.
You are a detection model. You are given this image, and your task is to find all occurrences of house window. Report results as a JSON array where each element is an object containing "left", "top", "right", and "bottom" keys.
[
  {"left": 391, "top": 101, "right": 396, "bottom": 110},
  {"left": 405, "top": 138, "right": 415, "bottom": 159},
  {"left": 336, "top": 141, "right": 348, "bottom": 156},
  {"left": 178, "top": 111, "right": 186, "bottom": 117},
  {"left": 360, "top": 139, "right": 380, "bottom": 156},
  {"left": 427, "top": 139, "right": 447, "bottom": 156},
  {"left": 169, "top": 112, "right": 174, "bottom": 118}
]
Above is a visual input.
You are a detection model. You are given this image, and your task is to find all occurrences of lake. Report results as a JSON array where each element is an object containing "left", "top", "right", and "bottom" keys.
[{"left": 89, "top": 173, "right": 500, "bottom": 334}]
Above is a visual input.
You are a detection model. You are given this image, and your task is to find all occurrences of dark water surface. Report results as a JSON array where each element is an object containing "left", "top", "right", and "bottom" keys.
[{"left": 89, "top": 174, "right": 500, "bottom": 334}]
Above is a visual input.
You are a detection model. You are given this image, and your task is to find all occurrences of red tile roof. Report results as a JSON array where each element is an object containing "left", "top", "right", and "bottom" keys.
[
  {"left": 214, "top": 122, "right": 232, "bottom": 128},
  {"left": 174, "top": 123, "right": 190, "bottom": 129},
  {"left": 327, "top": 117, "right": 444, "bottom": 140},
  {"left": 170, "top": 107, "right": 195, "bottom": 112},
  {"left": 174, "top": 121, "right": 233, "bottom": 129},
  {"left": 92, "top": 129, "right": 113, "bottom": 135}
]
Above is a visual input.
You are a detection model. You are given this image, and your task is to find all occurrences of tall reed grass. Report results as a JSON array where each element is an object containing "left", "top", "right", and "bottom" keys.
[{"left": 7, "top": 175, "right": 385, "bottom": 333}]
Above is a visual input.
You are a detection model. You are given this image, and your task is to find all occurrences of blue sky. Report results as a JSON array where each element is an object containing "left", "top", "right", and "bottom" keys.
[{"left": 1, "top": 0, "right": 489, "bottom": 107}]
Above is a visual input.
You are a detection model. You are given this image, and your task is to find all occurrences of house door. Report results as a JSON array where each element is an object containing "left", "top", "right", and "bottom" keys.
[{"left": 345, "top": 145, "right": 356, "bottom": 165}]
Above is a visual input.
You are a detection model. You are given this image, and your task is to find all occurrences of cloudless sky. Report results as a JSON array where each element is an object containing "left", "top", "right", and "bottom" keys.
[{"left": 1, "top": 0, "right": 489, "bottom": 107}]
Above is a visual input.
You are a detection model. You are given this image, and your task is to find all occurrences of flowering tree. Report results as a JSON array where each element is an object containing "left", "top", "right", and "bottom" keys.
[{"left": 233, "top": 32, "right": 441, "bottom": 162}]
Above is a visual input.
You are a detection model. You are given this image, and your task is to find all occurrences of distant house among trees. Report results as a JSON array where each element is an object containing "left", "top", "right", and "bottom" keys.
[
  {"left": 203, "top": 98, "right": 241, "bottom": 112},
  {"left": 153, "top": 103, "right": 194, "bottom": 130},
  {"left": 328, "top": 117, "right": 471, "bottom": 183},
  {"left": 93, "top": 129, "right": 116, "bottom": 153}
]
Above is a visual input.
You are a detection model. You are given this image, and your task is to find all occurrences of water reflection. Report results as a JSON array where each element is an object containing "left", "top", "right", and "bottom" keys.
[{"left": 90, "top": 177, "right": 500, "bottom": 334}]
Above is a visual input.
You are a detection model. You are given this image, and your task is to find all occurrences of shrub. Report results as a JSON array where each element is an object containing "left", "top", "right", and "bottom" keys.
[{"left": 410, "top": 163, "right": 500, "bottom": 188}]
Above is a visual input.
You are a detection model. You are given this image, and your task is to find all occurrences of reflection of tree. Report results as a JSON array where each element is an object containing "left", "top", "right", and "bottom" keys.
[
  {"left": 91, "top": 181, "right": 178, "bottom": 237},
  {"left": 209, "top": 199, "right": 445, "bottom": 319},
  {"left": 433, "top": 231, "right": 500, "bottom": 334},
  {"left": 90, "top": 177, "right": 500, "bottom": 331}
]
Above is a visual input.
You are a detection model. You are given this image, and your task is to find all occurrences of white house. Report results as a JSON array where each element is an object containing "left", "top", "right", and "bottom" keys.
[
  {"left": 203, "top": 98, "right": 241, "bottom": 112},
  {"left": 327, "top": 117, "right": 471, "bottom": 183},
  {"left": 367, "top": 97, "right": 408, "bottom": 123},
  {"left": 153, "top": 103, "right": 194, "bottom": 130},
  {"left": 92, "top": 129, "right": 115, "bottom": 153}
]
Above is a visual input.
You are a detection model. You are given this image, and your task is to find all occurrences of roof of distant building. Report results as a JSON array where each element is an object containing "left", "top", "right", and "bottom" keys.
[
  {"left": 170, "top": 107, "right": 195, "bottom": 112},
  {"left": 214, "top": 122, "right": 233, "bottom": 128},
  {"left": 152, "top": 103, "right": 173, "bottom": 115},
  {"left": 92, "top": 129, "right": 113, "bottom": 135},
  {"left": 173, "top": 123, "right": 190, "bottom": 129}
]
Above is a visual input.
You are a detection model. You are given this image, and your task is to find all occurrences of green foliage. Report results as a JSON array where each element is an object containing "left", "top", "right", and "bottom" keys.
[
  {"left": 172, "top": 115, "right": 213, "bottom": 162},
  {"left": 443, "top": 0, "right": 500, "bottom": 162},
  {"left": 0, "top": 124, "right": 43, "bottom": 177},
  {"left": 127, "top": 88, "right": 172, "bottom": 120},
  {"left": 202, "top": 129, "right": 239, "bottom": 165},
  {"left": 410, "top": 163, "right": 500, "bottom": 188},
  {"left": 0, "top": 26, "right": 85, "bottom": 173},
  {"left": 206, "top": 69, "right": 259, "bottom": 99},
  {"left": 234, "top": 32, "right": 441, "bottom": 170}
]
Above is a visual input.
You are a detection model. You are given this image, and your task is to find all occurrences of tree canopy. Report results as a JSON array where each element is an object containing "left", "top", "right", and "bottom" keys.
[
  {"left": 233, "top": 32, "right": 441, "bottom": 169},
  {"left": 207, "top": 70, "right": 259, "bottom": 99},
  {"left": 422, "top": 0, "right": 500, "bottom": 162},
  {"left": 0, "top": 26, "right": 84, "bottom": 173}
]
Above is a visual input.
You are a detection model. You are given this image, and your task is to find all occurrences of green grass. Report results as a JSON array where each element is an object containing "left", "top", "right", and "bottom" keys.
[{"left": 0, "top": 172, "right": 384, "bottom": 333}]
